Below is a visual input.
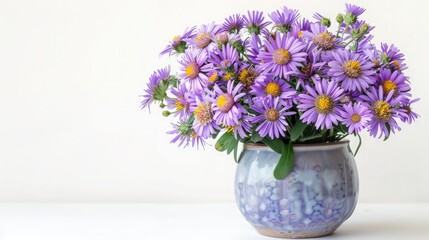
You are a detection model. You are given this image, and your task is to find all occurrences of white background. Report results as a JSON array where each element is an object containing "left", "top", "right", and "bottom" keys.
[{"left": 0, "top": 0, "right": 427, "bottom": 203}]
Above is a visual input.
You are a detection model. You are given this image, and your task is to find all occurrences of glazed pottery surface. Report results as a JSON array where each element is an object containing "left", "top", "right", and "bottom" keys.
[{"left": 234, "top": 141, "right": 358, "bottom": 238}]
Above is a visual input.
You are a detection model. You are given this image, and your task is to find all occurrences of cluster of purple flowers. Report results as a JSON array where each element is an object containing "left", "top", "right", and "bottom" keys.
[{"left": 142, "top": 4, "right": 419, "bottom": 148}]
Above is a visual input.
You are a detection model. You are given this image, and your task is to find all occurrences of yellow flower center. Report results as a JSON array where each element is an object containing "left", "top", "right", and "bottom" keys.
[
  {"left": 171, "top": 35, "right": 181, "bottom": 44},
  {"left": 223, "top": 71, "right": 235, "bottom": 81},
  {"left": 342, "top": 60, "right": 362, "bottom": 78},
  {"left": 265, "top": 82, "right": 282, "bottom": 97},
  {"left": 265, "top": 108, "right": 280, "bottom": 122},
  {"left": 297, "top": 30, "right": 303, "bottom": 38},
  {"left": 238, "top": 68, "right": 258, "bottom": 88},
  {"left": 393, "top": 60, "right": 401, "bottom": 70},
  {"left": 314, "top": 95, "right": 334, "bottom": 114},
  {"left": 312, "top": 32, "right": 335, "bottom": 50},
  {"left": 175, "top": 100, "right": 184, "bottom": 111},
  {"left": 273, "top": 48, "right": 291, "bottom": 65},
  {"left": 217, "top": 93, "right": 234, "bottom": 112},
  {"left": 224, "top": 125, "right": 236, "bottom": 133},
  {"left": 194, "top": 101, "right": 212, "bottom": 125},
  {"left": 382, "top": 80, "right": 397, "bottom": 95},
  {"left": 185, "top": 62, "right": 200, "bottom": 79},
  {"left": 372, "top": 100, "right": 392, "bottom": 122},
  {"left": 209, "top": 72, "right": 218, "bottom": 82},
  {"left": 351, "top": 113, "right": 361, "bottom": 123}
]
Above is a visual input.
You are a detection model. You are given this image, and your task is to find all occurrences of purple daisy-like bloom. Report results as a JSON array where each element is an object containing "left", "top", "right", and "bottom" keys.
[
  {"left": 290, "top": 17, "right": 311, "bottom": 39},
  {"left": 327, "top": 49, "right": 376, "bottom": 92},
  {"left": 304, "top": 23, "right": 341, "bottom": 51},
  {"left": 160, "top": 27, "right": 196, "bottom": 56},
  {"left": 377, "top": 68, "right": 410, "bottom": 96},
  {"left": 340, "top": 102, "right": 372, "bottom": 134},
  {"left": 166, "top": 84, "right": 191, "bottom": 120},
  {"left": 270, "top": 6, "right": 300, "bottom": 32},
  {"left": 211, "top": 81, "right": 246, "bottom": 127},
  {"left": 167, "top": 119, "right": 206, "bottom": 148},
  {"left": 225, "top": 115, "right": 252, "bottom": 139},
  {"left": 188, "top": 91, "right": 219, "bottom": 139},
  {"left": 209, "top": 43, "right": 239, "bottom": 70},
  {"left": 140, "top": 66, "right": 171, "bottom": 111},
  {"left": 250, "top": 75, "right": 296, "bottom": 106},
  {"left": 222, "top": 14, "right": 244, "bottom": 33},
  {"left": 380, "top": 43, "right": 407, "bottom": 72},
  {"left": 257, "top": 32, "right": 307, "bottom": 79},
  {"left": 189, "top": 22, "right": 220, "bottom": 49},
  {"left": 298, "top": 79, "right": 345, "bottom": 129},
  {"left": 345, "top": 3, "right": 366, "bottom": 17},
  {"left": 178, "top": 48, "right": 212, "bottom": 90},
  {"left": 360, "top": 86, "right": 405, "bottom": 138},
  {"left": 243, "top": 10, "right": 271, "bottom": 35},
  {"left": 251, "top": 97, "right": 295, "bottom": 139},
  {"left": 399, "top": 98, "right": 420, "bottom": 124},
  {"left": 246, "top": 33, "right": 263, "bottom": 64},
  {"left": 296, "top": 47, "right": 326, "bottom": 89}
]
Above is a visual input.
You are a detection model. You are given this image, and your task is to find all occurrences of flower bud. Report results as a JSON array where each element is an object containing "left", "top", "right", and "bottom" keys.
[
  {"left": 162, "top": 110, "right": 171, "bottom": 117},
  {"left": 216, "top": 32, "right": 229, "bottom": 44},
  {"left": 344, "top": 13, "right": 357, "bottom": 25},
  {"left": 336, "top": 14, "right": 344, "bottom": 23},
  {"left": 159, "top": 102, "right": 166, "bottom": 108},
  {"left": 359, "top": 23, "right": 369, "bottom": 35},
  {"left": 321, "top": 18, "right": 331, "bottom": 27}
]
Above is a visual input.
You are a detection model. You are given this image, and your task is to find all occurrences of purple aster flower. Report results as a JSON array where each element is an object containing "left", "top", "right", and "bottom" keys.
[
  {"left": 222, "top": 14, "right": 244, "bottom": 33},
  {"left": 237, "top": 66, "right": 263, "bottom": 92},
  {"left": 160, "top": 27, "right": 196, "bottom": 56},
  {"left": 140, "top": 66, "right": 170, "bottom": 111},
  {"left": 345, "top": 3, "right": 366, "bottom": 17},
  {"left": 209, "top": 43, "right": 239, "bottom": 71},
  {"left": 327, "top": 49, "right": 376, "bottom": 92},
  {"left": 165, "top": 84, "right": 191, "bottom": 120},
  {"left": 188, "top": 91, "right": 219, "bottom": 139},
  {"left": 377, "top": 68, "right": 410, "bottom": 96},
  {"left": 210, "top": 81, "right": 246, "bottom": 127},
  {"left": 270, "top": 6, "right": 300, "bottom": 33},
  {"left": 225, "top": 115, "right": 252, "bottom": 139},
  {"left": 246, "top": 33, "right": 263, "bottom": 64},
  {"left": 243, "top": 10, "right": 271, "bottom": 35},
  {"left": 250, "top": 75, "right": 296, "bottom": 106},
  {"left": 340, "top": 102, "right": 372, "bottom": 134},
  {"left": 257, "top": 32, "right": 307, "bottom": 79},
  {"left": 167, "top": 119, "right": 206, "bottom": 148},
  {"left": 290, "top": 18, "right": 311, "bottom": 39},
  {"left": 360, "top": 86, "right": 405, "bottom": 138},
  {"left": 298, "top": 79, "right": 345, "bottom": 129},
  {"left": 399, "top": 98, "right": 420, "bottom": 124},
  {"left": 178, "top": 48, "right": 212, "bottom": 90},
  {"left": 380, "top": 43, "right": 407, "bottom": 72},
  {"left": 296, "top": 47, "right": 326, "bottom": 88},
  {"left": 304, "top": 23, "right": 341, "bottom": 51},
  {"left": 251, "top": 97, "right": 295, "bottom": 139},
  {"left": 189, "top": 22, "right": 220, "bottom": 49}
]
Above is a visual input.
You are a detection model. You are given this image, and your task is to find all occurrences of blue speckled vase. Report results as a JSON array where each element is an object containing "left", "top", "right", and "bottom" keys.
[{"left": 235, "top": 141, "right": 358, "bottom": 238}]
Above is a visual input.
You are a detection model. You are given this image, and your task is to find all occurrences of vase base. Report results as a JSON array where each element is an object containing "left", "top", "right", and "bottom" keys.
[{"left": 255, "top": 226, "right": 336, "bottom": 239}]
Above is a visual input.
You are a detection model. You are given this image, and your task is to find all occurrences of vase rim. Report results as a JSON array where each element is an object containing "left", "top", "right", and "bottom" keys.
[{"left": 244, "top": 140, "right": 350, "bottom": 150}]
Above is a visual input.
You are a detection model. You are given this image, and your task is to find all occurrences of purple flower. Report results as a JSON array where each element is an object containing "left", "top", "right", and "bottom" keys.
[
  {"left": 160, "top": 27, "right": 196, "bottom": 56},
  {"left": 399, "top": 98, "right": 420, "bottom": 124},
  {"left": 211, "top": 81, "right": 246, "bottom": 127},
  {"left": 140, "top": 66, "right": 170, "bottom": 111},
  {"left": 296, "top": 47, "right": 326, "bottom": 88},
  {"left": 251, "top": 97, "right": 295, "bottom": 139},
  {"left": 167, "top": 119, "right": 206, "bottom": 148},
  {"left": 298, "top": 79, "right": 345, "bottom": 129},
  {"left": 257, "top": 32, "right": 307, "bottom": 79},
  {"left": 377, "top": 68, "right": 410, "bottom": 96},
  {"left": 166, "top": 83, "right": 191, "bottom": 120},
  {"left": 327, "top": 49, "right": 376, "bottom": 92},
  {"left": 250, "top": 75, "right": 296, "bottom": 106},
  {"left": 226, "top": 115, "right": 252, "bottom": 139},
  {"left": 340, "top": 102, "right": 372, "bottom": 134},
  {"left": 345, "top": 3, "right": 366, "bottom": 17},
  {"left": 178, "top": 48, "right": 211, "bottom": 90},
  {"left": 188, "top": 92, "right": 219, "bottom": 139},
  {"left": 380, "top": 43, "right": 407, "bottom": 72},
  {"left": 243, "top": 10, "right": 271, "bottom": 35},
  {"left": 209, "top": 43, "right": 239, "bottom": 71},
  {"left": 270, "top": 6, "right": 300, "bottom": 33},
  {"left": 304, "top": 23, "right": 340, "bottom": 51},
  {"left": 222, "top": 14, "right": 244, "bottom": 33},
  {"left": 190, "top": 22, "right": 220, "bottom": 49},
  {"left": 246, "top": 33, "right": 263, "bottom": 64},
  {"left": 360, "top": 86, "right": 405, "bottom": 138},
  {"left": 290, "top": 18, "right": 311, "bottom": 39}
]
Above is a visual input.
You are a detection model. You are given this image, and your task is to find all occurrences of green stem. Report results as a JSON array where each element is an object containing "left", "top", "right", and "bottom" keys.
[{"left": 354, "top": 134, "right": 362, "bottom": 157}]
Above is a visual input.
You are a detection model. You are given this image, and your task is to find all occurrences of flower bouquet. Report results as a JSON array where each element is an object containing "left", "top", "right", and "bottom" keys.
[{"left": 141, "top": 4, "right": 418, "bottom": 177}]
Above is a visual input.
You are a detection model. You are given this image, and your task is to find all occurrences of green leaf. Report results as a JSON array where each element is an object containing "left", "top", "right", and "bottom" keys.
[
  {"left": 383, "top": 123, "right": 391, "bottom": 141},
  {"left": 261, "top": 138, "right": 284, "bottom": 154},
  {"left": 273, "top": 142, "right": 295, "bottom": 180},
  {"left": 215, "top": 132, "right": 235, "bottom": 152},
  {"left": 251, "top": 131, "right": 263, "bottom": 143},
  {"left": 290, "top": 120, "right": 307, "bottom": 141},
  {"left": 354, "top": 134, "right": 362, "bottom": 157},
  {"left": 226, "top": 138, "right": 238, "bottom": 155},
  {"left": 300, "top": 132, "right": 324, "bottom": 142}
]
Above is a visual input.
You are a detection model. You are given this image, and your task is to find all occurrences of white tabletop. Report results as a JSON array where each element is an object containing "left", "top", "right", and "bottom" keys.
[{"left": 0, "top": 203, "right": 427, "bottom": 240}]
